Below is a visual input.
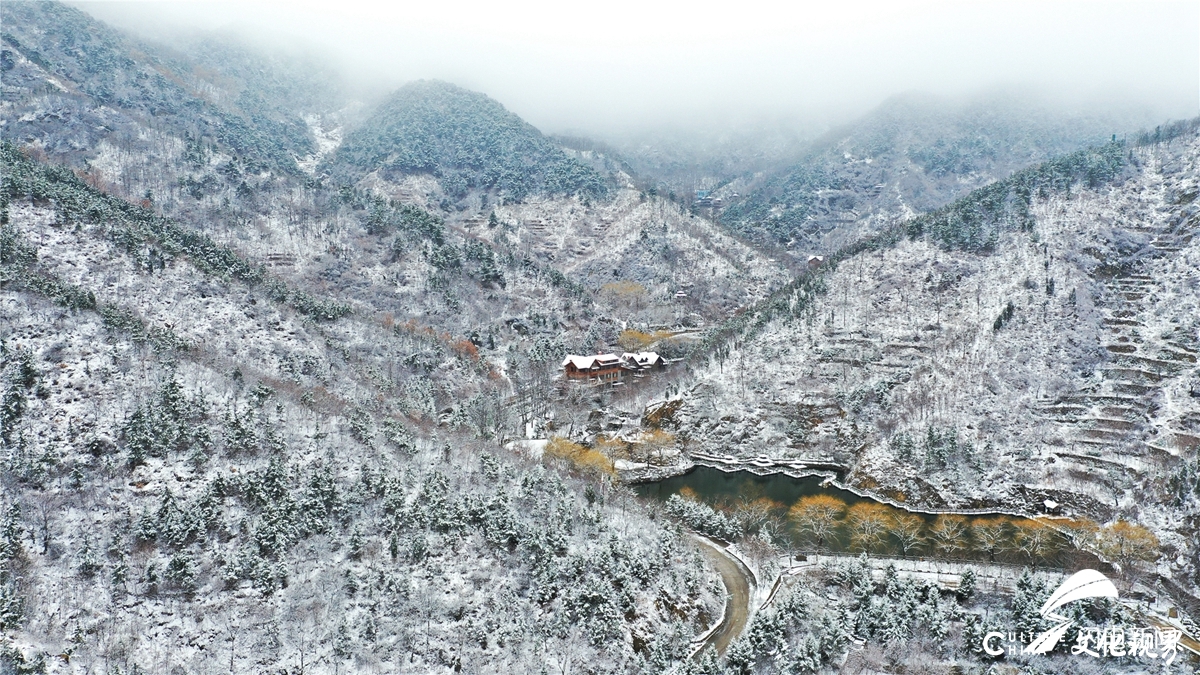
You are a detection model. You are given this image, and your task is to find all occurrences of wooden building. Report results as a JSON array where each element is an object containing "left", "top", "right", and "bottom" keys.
[
  {"left": 620, "top": 352, "right": 665, "bottom": 376},
  {"left": 562, "top": 352, "right": 666, "bottom": 383},
  {"left": 562, "top": 354, "right": 625, "bottom": 382}
]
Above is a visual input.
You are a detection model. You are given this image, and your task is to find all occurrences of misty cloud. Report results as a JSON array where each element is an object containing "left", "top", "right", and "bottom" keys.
[{"left": 78, "top": 0, "right": 1199, "bottom": 136}]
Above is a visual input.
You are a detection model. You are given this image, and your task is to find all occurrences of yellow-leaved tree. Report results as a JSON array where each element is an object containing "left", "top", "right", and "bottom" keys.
[
  {"left": 544, "top": 436, "right": 614, "bottom": 479},
  {"left": 1099, "top": 520, "right": 1159, "bottom": 581},
  {"left": 930, "top": 515, "right": 970, "bottom": 558},
  {"left": 846, "top": 502, "right": 893, "bottom": 554},
  {"left": 890, "top": 513, "right": 926, "bottom": 556},
  {"left": 636, "top": 429, "right": 676, "bottom": 465},
  {"left": 788, "top": 494, "right": 847, "bottom": 554},
  {"left": 1011, "top": 519, "right": 1059, "bottom": 564}
]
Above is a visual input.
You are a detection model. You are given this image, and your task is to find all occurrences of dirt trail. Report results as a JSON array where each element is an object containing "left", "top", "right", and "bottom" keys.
[{"left": 692, "top": 535, "right": 754, "bottom": 656}]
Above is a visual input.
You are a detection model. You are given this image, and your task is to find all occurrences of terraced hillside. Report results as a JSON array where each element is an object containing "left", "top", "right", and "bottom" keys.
[
  {"left": 675, "top": 127, "right": 1200, "bottom": 588},
  {"left": 1032, "top": 186, "right": 1199, "bottom": 487}
]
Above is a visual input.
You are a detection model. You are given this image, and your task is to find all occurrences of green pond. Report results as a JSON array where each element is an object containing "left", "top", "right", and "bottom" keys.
[
  {"left": 633, "top": 465, "right": 864, "bottom": 509},
  {"left": 634, "top": 465, "right": 1084, "bottom": 568}
]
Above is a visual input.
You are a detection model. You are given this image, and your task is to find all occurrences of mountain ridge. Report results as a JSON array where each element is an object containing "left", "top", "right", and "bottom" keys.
[
  {"left": 719, "top": 93, "right": 1158, "bottom": 254},
  {"left": 2, "top": 2, "right": 1199, "bottom": 672},
  {"left": 330, "top": 80, "right": 608, "bottom": 202}
]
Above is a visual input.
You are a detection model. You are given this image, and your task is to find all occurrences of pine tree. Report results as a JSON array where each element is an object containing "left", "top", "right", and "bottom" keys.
[
  {"left": 723, "top": 636, "right": 755, "bottom": 675},
  {"left": 77, "top": 537, "right": 101, "bottom": 579},
  {"left": 817, "top": 610, "right": 850, "bottom": 660},
  {"left": 0, "top": 576, "right": 24, "bottom": 630},
  {"left": 923, "top": 592, "right": 949, "bottom": 641},
  {"left": 1011, "top": 569, "right": 1049, "bottom": 639},
  {"left": 788, "top": 634, "right": 823, "bottom": 673},
  {"left": 110, "top": 554, "right": 128, "bottom": 589},
  {"left": 0, "top": 505, "right": 24, "bottom": 563},
  {"left": 958, "top": 567, "right": 977, "bottom": 602},
  {"left": 348, "top": 406, "right": 374, "bottom": 446},
  {"left": 891, "top": 432, "right": 916, "bottom": 463},
  {"left": 165, "top": 552, "right": 197, "bottom": 596},
  {"left": 961, "top": 613, "right": 984, "bottom": 655}
]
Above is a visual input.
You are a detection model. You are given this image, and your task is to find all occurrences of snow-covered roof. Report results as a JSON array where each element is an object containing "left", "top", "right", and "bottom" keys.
[
  {"left": 563, "top": 352, "right": 664, "bottom": 371},
  {"left": 562, "top": 354, "right": 621, "bottom": 370},
  {"left": 621, "top": 352, "right": 662, "bottom": 367}
]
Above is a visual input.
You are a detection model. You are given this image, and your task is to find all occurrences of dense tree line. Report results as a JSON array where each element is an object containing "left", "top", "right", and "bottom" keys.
[
  {"left": 0, "top": 142, "right": 351, "bottom": 322},
  {"left": 0, "top": 1, "right": 315, "bottom": 174},
  {"left": 692, "top": 136, "right": 1141, "bottom": 368},
  {"left": 1, "top": 223, "right": 193, "bottom": 358},
  {"left": 0, "top": 356, "right": 719, "bottom": 672},
  {"left": 330, "top": 81, "right": 608, "bottom": 202},
  {"left": 707, "top": 555, "right": 1132, "bottom": 674},
  {"left": 905, "top": 141, "right": 1129, "bottom": 252},
  {"left": 720, "top": 97, "right": 1140, "bottom": 246}
]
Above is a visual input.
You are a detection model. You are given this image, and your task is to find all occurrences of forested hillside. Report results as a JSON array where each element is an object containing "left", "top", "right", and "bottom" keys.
[
  {"left": 0, "top": 1, "right": 328, "bottom": 175},
  {"left": 603, "top": 123, "right": 811, "bottom": 201},
  {"left": 0, "top": 5, "right": 764, "bottom": 672},
  {"left": 678, "top": 121, "right": 1200, "bottom": 593},
  {"left": 0, "top": 140, "right": 723, "bottom": 674},
  {"left": 2, "top": 2, "right": 1197, "bottom": 673},
  {"left": 330, "top": 81, "right": 608, "bottom": 202}
]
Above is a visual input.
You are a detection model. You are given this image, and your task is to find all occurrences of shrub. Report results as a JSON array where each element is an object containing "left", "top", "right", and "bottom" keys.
[{"left": 544, "top": 437, "right": 614, "bottom": 478}]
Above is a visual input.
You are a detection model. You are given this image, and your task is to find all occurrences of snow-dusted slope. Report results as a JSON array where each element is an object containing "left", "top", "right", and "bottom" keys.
[
  {"left": 722, "top": 93, "right": 1160, "bottom": 255},
  {"left": 677, "top": 130, "right": 1200, "bottom": 584},
  {"left": 0, "top": 192, "right": 723, "bottom": 673},
  {"left": 475, "top": 188, "right": 791, "bottom": 319}
]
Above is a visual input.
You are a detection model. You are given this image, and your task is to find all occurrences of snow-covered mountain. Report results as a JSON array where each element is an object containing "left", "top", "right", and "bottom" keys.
[
  {"left": 678, "top": 122, "right": 1200, "bottom": 588},
  {"left": 0, "top": 126, "right": 724, "bottom": 675},
  {"left": 0, "top": 5, "right": 739, "bottom": 672},
  {"left": 0, "top": 1, "right": 332, "bottom": 176},
  {"left": 2, "top": 1, "right": 1198, "bottom": 673},
  {"left": 721, "top": 93, "right": 1162, "bottom": 255},
  {"left": 329, "top": 80, "right": 608, "bottom": 201}
]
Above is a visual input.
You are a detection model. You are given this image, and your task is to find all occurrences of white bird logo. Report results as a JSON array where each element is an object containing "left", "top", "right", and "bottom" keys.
[{"left": 1024, "top": 569, "right": 1119, "bottom": 655}]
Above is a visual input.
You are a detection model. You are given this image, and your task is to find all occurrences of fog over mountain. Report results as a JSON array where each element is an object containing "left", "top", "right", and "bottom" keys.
[
  {"left": 3, "top": 2, "right": 1200, "bottom": 674},
  {"left": 79, "top": 0, "right": 1197, "bottom": 136}
]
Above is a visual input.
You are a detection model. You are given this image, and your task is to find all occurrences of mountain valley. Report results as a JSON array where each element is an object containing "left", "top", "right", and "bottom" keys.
[{"left": 1, "top": 3, "right": 1199, "bottom": 674}]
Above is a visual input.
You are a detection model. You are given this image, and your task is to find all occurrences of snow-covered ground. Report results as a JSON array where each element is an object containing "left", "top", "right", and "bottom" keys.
[
  {"left": 1, "top": 197, "right": 723, "bottom": 674},
  {"left": 674, "top": 134, "right": 1200, "bottom": 593}
]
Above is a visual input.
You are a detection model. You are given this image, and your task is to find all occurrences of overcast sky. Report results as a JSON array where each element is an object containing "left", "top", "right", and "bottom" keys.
[{"left": 79, "top": 0, "right": 1199, "bottom": 136}]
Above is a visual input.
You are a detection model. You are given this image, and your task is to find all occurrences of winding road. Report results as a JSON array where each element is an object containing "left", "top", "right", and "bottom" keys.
[{"left": 691, "top": 535, "right": 755, "bottom": 656}]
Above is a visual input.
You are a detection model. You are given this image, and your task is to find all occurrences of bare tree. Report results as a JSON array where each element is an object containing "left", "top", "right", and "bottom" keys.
[
  {"left": 1012, "top": 519, "right": 1058, "bottom": 564},
  {"left": 891, "top": 513, "right": 926, "bottom": 556},
  {"left": 737, "top": 497, "right": 784, "bottom": 538},
  {"left": 1099, "top": 520, "right": 1160, "bottom": 585},
  {"left": 547, "top": 623, "right": 589, "bottom": 675},
  {"left": 930, "top": 515, "right": 969, "bottom": 558},
  {"left": 414, "top": 579, "right": 442, "bottom": 654},
  {"left": 970, "top": 518, "right": 1010, "bottom": 562},
  {"left": 846, "top": 502, "right": 892, "bottom": 554},
  {"left": 223, "top": 614, "right": 238, "bottom": 675},
  {"left": 787, "top": 494, "right": 846, "bottom": 556}
]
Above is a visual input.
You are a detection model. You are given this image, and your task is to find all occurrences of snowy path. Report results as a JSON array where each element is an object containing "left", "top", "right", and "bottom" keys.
[{"left": 691, "top": 534, "right": 755, "bottom": 656}]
